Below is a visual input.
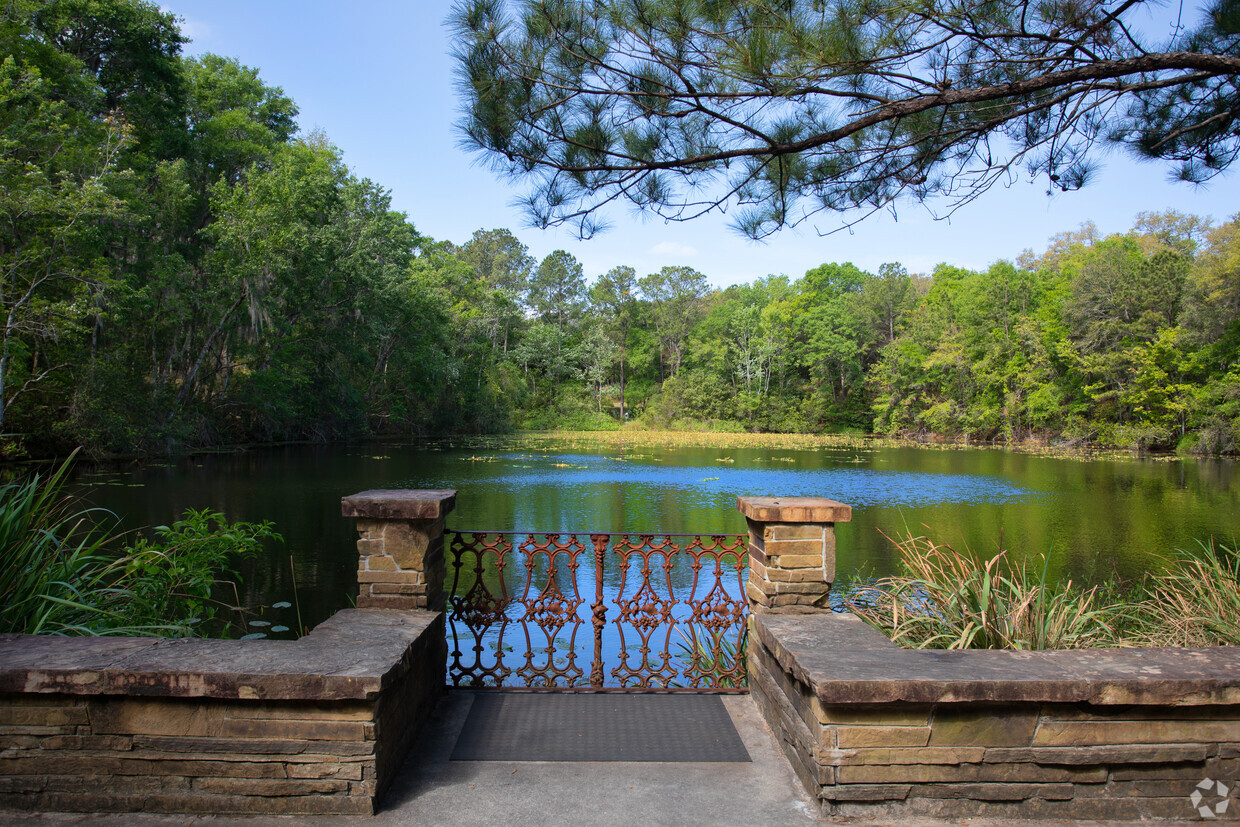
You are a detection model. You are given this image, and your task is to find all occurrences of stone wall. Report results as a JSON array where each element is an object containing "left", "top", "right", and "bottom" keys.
[
  {"left": 750, "top": 612, "right": 1240, "bottom": 820},
  {"left": 343, "top": 489, "right": 455, "bottom": 612},
  {"left": 0, "top": 609, "right": 445, "bottom": 815}
]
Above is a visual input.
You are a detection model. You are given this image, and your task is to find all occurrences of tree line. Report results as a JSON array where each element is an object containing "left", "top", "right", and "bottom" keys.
[{"left": 4, "top": 1, "right": 1238, "bottom": 457}]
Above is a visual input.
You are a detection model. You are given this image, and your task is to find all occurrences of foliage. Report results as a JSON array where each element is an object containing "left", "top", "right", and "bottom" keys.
[
  {"left": 1134, "top": 540, "right": 1240, "bottom": 647},
  {"left": 452, "top": 0, "right": 1240, "bottom": 239},
  {"left": 5, "top": 0, "right": 1240, "bottom": 459},
  {"left": 107, "top": 508, "right": 279, "bottom": 636},
  {"left": 844, "top": 529, "right": 1240, "bottom": 649},
  {"left": 0, "top": 454, "right": 279, "bottom": 636},
  {"left": 674, "top": 625, "right": 747, "bottom": 689},
  {"left": 845, "top": 531, "right": 1123, "bottom": 650}
]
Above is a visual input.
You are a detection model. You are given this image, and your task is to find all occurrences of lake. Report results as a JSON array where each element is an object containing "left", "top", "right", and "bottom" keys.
[{"left": 69, "top": 435, "right": 1240, "bottom": 638}]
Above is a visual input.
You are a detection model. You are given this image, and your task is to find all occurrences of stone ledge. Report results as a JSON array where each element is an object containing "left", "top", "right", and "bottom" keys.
[
  {"left": 0, "top": 609, "right": 440, "bottom": 702},
  {"left": 738, "top": 497, "right": 852, "bottom": 524},
  {"left": 754, "top": 612, "right": 1240, "bottom": 706},
  {"left": 341, "top": 490, "right": 456, "bottom": 520}
]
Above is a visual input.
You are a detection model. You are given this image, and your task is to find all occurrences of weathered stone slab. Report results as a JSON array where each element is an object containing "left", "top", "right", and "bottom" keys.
[
  {"left": 737, "top": 497, "right": 852, "bottom": 524},
  {"left": 753, "top": 613, "right": 1240, "bottom": 706},
  {"left": 1033, "top": 718, "right": 1240, "bottom": 747},
  {"left": 820, "top": 784, "right": 911, "bottom": 801},
  {"left": 835, "top": 726, "right": 931, "bottom": 748},
  {"left": 837, "top": 762, "right": 1106, "bottom": 784},
  {"left": 0, "top": 610, "right": 441, "bottom": 701},
  {"left": 930, "top": 706, "right": 1039, "bottom": 747},
  {"left": 340, "top": 490, "right": 455, "bottom": 520},
  {"left": 825, "top": 746, "right": 985, "bottom": 765},
  {"left": 983, "top": 743, "right": 1211, "bottom": 764}
]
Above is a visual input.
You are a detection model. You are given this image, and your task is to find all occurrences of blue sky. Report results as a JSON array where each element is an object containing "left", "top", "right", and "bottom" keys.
[{"left": 162, "top": 1, "right": 1237, "bottom": 287}]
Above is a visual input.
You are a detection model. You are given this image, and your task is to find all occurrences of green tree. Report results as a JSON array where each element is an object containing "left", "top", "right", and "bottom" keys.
[
  {"left": 30, "top": 0, "right": 187, "bottom": 160},
  {"left": 589, "top": 265, "right": 638, "bottom": 421},
  {"left": 639, "top": 265, "right": 710, "bottom": 378},
  {"left": 0, "top": 55, "right": 131, "bottom": 432},
  {"left": 528, "top": 250, "right": 585, "bottom": 336},
  {"left": 453, "top": 0, "right": 1240, "bottom": 238},
  {"left": 457, "top": 228, "right": 532, "bottom": 357}
]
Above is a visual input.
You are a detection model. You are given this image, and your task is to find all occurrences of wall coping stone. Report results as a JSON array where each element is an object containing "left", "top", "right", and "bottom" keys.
[
  {"left": 738, "top": 496, "right": 852, "bottom": 523},
  {"left": 0, "top": 609, "right": 439, "bottom": 702},
  {"left": 755, "top": 612, "right": 1240, "bottom": 706},
  {"left": 341, "top": 490, "right": 456, "bottom": 520}
]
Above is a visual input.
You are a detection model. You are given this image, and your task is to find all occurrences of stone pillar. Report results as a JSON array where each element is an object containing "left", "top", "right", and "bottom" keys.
[
  {"left": 737, "top": 496, "right": 852, "bottom": 612},
  {"left": 341, "top": 489, "right": 456, "bottom": 611}
]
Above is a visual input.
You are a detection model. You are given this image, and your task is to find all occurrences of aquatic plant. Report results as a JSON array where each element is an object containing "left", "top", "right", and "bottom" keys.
[
  {"left": 674, "top": 625, "right": 747, "bottom": 689},
  {"left": 0, "top": 454, "right": 279, "bottom": 637},
  {"left": 1135, "top": 539, "right": 1240, "bottom": 647},
  {"left": 844, "top": 531, "right": 1124, "bottom": 650}
]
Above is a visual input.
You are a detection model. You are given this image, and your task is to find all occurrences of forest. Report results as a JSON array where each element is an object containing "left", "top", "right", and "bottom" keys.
[{"left": 4, "top": 0, "right": 1239, "bottom": 458}]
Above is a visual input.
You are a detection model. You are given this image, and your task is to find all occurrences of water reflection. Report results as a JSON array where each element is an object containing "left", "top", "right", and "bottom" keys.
[{"left": 68, "top": 438, "right": 1240, "bottom": 635}]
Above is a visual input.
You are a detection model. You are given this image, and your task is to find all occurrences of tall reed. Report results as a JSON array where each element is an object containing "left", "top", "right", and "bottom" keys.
[
  {"left": 844, "top": 531, "right": 1124, "bottom": 650},
  {"left": 1134, "top": 539, "right": 1240, "bottom": 647}
]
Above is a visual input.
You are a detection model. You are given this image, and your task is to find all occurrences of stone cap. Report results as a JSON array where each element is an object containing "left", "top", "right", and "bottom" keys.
[
  {"left": 738, "top": 496, "right": 852, "bottom": 523},
  {"left": 341, "top": 489, "right": 456, "bottom": 520},
  {"left": 0, "top": 609, "right": 440, "bottom": 702},
  {"left": 754, "top": 612, "right": 1240, "bottom": 706}
]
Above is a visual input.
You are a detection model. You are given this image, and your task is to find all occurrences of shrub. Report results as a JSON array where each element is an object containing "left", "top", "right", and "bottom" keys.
[{"left": 0, "top": 454, "right": 279, "bottom": 637}]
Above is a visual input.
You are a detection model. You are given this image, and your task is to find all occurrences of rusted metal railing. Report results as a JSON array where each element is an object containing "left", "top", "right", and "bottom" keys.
[{"left": 446, "top": 532, "right": 749, "bottom": 692}]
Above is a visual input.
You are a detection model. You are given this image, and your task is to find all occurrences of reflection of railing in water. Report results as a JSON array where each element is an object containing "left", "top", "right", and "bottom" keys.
[{"left": 446, "top": 531, "right": 749, "bottom": 692}]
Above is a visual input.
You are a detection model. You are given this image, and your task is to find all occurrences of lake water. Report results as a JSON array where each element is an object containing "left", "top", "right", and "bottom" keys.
[{"left": 69, "top": 437, "right": 1240, "bottom": 638}]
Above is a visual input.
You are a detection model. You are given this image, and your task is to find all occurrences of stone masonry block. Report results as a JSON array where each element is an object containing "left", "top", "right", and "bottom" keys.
[
  {"left": 767, "top": 554, "right": 826, "bottom": 569},
  {"left": 837, "top": 762, "right": 1106, "bottom": 785},
  {"left": 356, "top": 571, "right": 424, "bottom": 585},
  {"left": 216, "top": 718, "right": 367, "bottom": 741},
  {"left": 765, "top": 538, "right": 826, "bottom": 558},
  {"left": 772, "top": 580, "right": 831, "bottom": 595},
  {"left": 768, "top": 593, "right": 830, "bottom": 608},
  {"left": 379, "top": 521, "right": 436, "bottom": 570},
  {"left": 766, "top": 524, "right": 826, "bottom": 541},
  {"left": 983, "top": 744, "right": 1211, "bottom": 764},
  {"left": 816, "top": 705, "right": 933, "bottom": 726},
  {"left": 1032, "top": 719, "right": 1240, "bottom": 747},
  {"left": 835, "top": 726, "right": 931, "bottom": 749},
  {"left": 368, "top": 583, "right": 428, "bottom": 596},
  {"left": 0, "top": 704, "right": 88, "bottom": 728},
  {"left": 746, "top": 580, "right": 773, "bottom": 607},
  {"left": 825, "top": 746, "right": 986, "bottom": 766},
  {"left": 930, "top": 706, "right": 1039, "bottom": 747},
  {"left": 363, "top": 556, "right": 398, "bottom": 572},
  {"left": 357, "top": 595, "right": 425, "bottom": 611},
  {"left": 737, "top": 497, "right": 852, "bottom": 524},
  {"left": 757, "top": 564, "right": 833, "bottom": 583},
  {"left": 820, "top": 784, "right": 912, "bottom": 802},
  {"left": 341, "top": 490, "right": 456, "bottom": 521}
]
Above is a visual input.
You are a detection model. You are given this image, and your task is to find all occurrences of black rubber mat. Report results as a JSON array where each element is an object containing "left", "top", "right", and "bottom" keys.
[{"left": 450, "top": 693, "right": 752, "bottom": 762}]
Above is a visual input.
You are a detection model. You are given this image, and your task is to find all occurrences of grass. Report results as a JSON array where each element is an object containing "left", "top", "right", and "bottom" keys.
[
  {"left": 843, "top": 529, "right": 1240, "bottom": 650},
  {"left": 0, "top": 452, "right": 280, "bottom": 637},
  {"left": 409, "top": 428, "right": 1166, "bottom": 463},
  {"left": 843, "top": 530, "right": 1124, "bottom": 650},
  {"left": 1129, "top": 539, "right": 1240, "bottom": 647}
]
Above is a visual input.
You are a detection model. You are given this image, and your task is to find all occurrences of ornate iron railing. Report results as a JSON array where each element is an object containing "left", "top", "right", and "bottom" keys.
[{"left": 446, "top": 532, "right": 749, "bottom": 692}]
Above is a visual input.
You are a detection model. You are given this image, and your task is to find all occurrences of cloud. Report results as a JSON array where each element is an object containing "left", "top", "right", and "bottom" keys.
[{"left": 647, "top": 241, "right": 698, "bottom": 258}]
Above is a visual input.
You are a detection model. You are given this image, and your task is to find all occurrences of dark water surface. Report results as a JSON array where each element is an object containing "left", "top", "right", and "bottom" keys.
[{"left": 69, "top": 438, "right": 1239, "bottom": 637}]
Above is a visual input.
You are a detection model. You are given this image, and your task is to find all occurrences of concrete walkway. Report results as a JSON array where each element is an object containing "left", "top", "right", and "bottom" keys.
[{"left": 4, "top": 690, "right": 1203, "bottom": 826}]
